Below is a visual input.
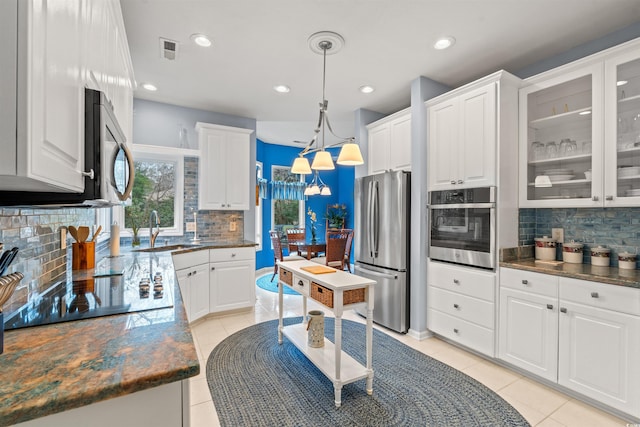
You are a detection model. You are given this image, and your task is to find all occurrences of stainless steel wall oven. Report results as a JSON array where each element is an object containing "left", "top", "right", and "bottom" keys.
[{"left": 428, "top": 187, "right": 496, "bottom": 270}]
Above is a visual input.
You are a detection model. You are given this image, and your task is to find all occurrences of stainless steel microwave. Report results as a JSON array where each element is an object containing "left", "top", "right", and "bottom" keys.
[{"left": 0, "top": 89, "right": 134, "bottom": 207}]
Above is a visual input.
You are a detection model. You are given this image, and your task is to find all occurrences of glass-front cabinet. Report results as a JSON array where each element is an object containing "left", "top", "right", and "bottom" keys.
[
  {"left": 604, "top": 51, "right": 640, "bottom": 206},
  {"left": 519, "top": 64, "right": 603, "bottom": 207},
  {"left": 520, "top": 39, "right": 640, "bottom": 208}
]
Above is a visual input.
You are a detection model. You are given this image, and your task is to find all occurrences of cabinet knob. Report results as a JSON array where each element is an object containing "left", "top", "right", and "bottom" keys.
[
  {"left": 192, "top": 270, "right": 197, "bottom": 275},
  {"left": 231, "top": 253, "right": 236, "bottom": 257},
  {"left": 451, "top": 180, "right": 456, "bottom": 185},
  {"left": 591, "top": 292, "right": 599, "bottom": 298},
  {"left": 453, "top": 303, "right": 460, "bottom": 309},
  {"left": 560, "top": 307, "right": 567, "bottom": 313},
  {"left": 457, "top": 179, "right": 463, "bottom": 184},
  {"left": 211, "top": 266, "right": 215, "bottom": 271},
  {"left": 592, "top": 196, "right": 599, "bottom": 202},
  {"left": 605, "top": 195, "right": 613, "bottom": 201},
  {"left": 187, "top": 272, "right": 192, "bottom": 277},
  {"left": 81, "top": 169, "right": 95, "bottom": 180},
  {"left": 453, "top": 279, "right": 460, "bottom": 284},
  {"left": 453, "top": 328, "right": 459, "bottom": 334},
  {"left": 547, "top": 304, "right": 553, "bottom": 310},
  {"left": 522, "top": 279, "right": 528, "bottom": 285}
]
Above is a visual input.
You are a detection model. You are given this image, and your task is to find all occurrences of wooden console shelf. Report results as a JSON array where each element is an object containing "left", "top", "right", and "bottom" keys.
[{"left": 277, "top": 259, "right": 376, "bottom": 407}]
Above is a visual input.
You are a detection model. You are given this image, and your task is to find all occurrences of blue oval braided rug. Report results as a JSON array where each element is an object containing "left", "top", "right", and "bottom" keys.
[
  {"left": 256, "top": 274, "right": 298, "bottom": 295},
  {"left": 206, "top": 317, "right": 529, "bottom": 427}
]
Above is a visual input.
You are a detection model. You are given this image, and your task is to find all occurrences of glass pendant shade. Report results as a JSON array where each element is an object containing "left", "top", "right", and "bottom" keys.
[
  {"left": 309, "top": 184, "right": 320, "bottom": 195},
  {"left": 311, "top": 150, "right": 335, "bottom": 170},
  {"left": 303, "top": 186, "right": 313, "bottom": 196},
  {"left": 291, "top": 157, "right": 312, "bottom": 174},
  {"left": 320, "top": 185, "right": 331, "bottom": 196},
  {"left": 336, "top": 143, "right": 364, "bottom": 165}
]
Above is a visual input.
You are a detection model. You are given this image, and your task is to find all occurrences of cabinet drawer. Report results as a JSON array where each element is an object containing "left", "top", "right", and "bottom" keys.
[
  {"left": 500, "top": 267, "right": 558, "bottom": 298},
  {"left": 292, "top": 275, "right": 310, "bottom": 297},
  {"left": 429, "top": 261, "right": 495, "bottom": 301},
  {"left": 172, "top": 249, "right": 209, "bottom": 271},
  {"left": 428, "top": 286, "right": 494, "bottom": 329},
  {"left": 209, "top": 247, "right": 254, "bottom": 263},
  {"left": 428, "top": 309, "right": 495, "bottom": 357},
  {"left": 559, "top": 278, "right": 640, "bottom": 316}
]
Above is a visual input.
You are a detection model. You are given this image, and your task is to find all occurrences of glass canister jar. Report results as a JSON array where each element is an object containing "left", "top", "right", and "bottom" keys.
[
  {"left": 590, "top": 246, "right": 611, "bottom": 267},
  {"left": 618, "top": 252, "right": 637, "bottom": 270},
  {"left": 562, "top": 241, "right": 584, "bottom": 264},
  {"left": 535, "top": 236, "right": 557, "bottom": 261}
]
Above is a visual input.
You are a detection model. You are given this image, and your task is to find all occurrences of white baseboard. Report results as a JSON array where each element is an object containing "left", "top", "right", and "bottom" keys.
[{"left": 408, "top": 328, "right": 432, "bottom": 341}]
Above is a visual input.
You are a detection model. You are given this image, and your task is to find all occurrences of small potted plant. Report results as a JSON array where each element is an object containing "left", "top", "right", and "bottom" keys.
[{"left": 326, "top": 204, "right": 348, "bottom": 229}]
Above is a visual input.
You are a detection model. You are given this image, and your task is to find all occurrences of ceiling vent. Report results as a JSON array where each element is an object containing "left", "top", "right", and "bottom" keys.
[{"left": 159, "top": 37, "right": 179, "bottom": 60}]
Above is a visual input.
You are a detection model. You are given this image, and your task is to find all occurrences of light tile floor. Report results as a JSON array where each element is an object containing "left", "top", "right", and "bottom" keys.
[{"left": 188, "top": 285, "right": 631, "bottom": 427}]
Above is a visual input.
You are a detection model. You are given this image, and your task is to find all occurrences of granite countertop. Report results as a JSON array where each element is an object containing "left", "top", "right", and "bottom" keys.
[
  {"left": 0, "top": 250, "right": 200, "bottom": 426},
  {"left": 500, "top": 258, "right": 640, "bottom": 289}
]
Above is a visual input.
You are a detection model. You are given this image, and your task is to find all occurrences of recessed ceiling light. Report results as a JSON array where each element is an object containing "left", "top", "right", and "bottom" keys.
[
  {"left": 141, "top": 83, "right": 158, "bottom": 92},
  {"left": 434, "top": 36, "right": 456, "bottom": 50},
  {"left": 273, "top": 85, "right": 290, "bottom": 93},
  {"left": 617, "top": 80, "right": 628, "bottom": 86},
  {"left": 190, "top": 34, "right": 212, "bottom": 47},
  {"left": 359, "top": 85, "right": 375, "bottom": 94}
]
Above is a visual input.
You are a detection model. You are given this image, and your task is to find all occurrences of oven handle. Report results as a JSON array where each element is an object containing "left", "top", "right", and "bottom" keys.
[{"left": 428, "top": 202, "right": 495, "bottom": 209}]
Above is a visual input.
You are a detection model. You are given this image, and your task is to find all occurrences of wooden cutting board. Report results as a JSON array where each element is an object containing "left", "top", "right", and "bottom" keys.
[{"left": 300, "top": 265, "right": 336, "bottom": 274}]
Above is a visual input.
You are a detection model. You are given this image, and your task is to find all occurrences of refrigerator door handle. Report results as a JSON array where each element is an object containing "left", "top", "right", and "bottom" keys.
[
  {"left": 356, "top": 266, "right": 397, "bottom": 280},
  {"left": 372, "top": 180, "right": 379, "bottom": 258},
  {"left": 367, "top": 180, "right": 374, "bottom": 258}
]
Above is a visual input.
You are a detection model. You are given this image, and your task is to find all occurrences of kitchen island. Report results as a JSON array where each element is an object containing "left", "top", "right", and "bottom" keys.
[{"left": 0, "top": 249, "right": 199, "bottom": 426}]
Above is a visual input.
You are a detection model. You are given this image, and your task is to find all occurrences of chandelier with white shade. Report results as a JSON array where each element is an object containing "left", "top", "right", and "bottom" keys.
[{"left": 291, "top": 31, "right": 364, "bottom": 194}]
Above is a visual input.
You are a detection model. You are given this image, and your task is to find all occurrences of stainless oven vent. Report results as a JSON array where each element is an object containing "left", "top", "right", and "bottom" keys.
[{"left": 159, "top": 37, "right": 179, "bottom": 60}]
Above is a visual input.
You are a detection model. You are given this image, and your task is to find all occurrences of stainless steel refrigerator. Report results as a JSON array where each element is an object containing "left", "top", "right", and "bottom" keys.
[{"left": 354, "top": 170, "right": 410, "bottom": 333}]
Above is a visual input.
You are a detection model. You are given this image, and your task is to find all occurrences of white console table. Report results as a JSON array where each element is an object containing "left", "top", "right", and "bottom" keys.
[{"left": 276, "top": 260, "right": 376, "bottom": 408}]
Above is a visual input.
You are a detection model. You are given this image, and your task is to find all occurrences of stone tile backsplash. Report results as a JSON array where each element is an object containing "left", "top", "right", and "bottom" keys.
[{"left": 519, "top": 207, "right": 640, "bottom": 267}]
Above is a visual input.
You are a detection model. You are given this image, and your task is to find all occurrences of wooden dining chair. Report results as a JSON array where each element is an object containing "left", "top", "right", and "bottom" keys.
[
  {"left": 270, "top": 230, "right": 303, "bottom": 281},
  {"left": 286, "top": 228, "right": 307, "bottom": 257},
  {"left": 343, "top": 229, "right": 354, "bottom": 273},
  {"left": 311, "top": 230, "right": 349, "bottom": 270}
]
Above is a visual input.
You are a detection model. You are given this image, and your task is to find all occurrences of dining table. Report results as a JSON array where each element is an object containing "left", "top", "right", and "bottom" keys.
[{"left": 290, "top": 241, "right": 326, "bottom": 260}]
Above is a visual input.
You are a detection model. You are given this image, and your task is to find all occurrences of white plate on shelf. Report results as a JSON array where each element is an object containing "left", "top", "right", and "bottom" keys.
[
  {"left": 617, "top": 166, "right": 640, "bottom": 178},
  {"left": 548, "top": 174, "right": 575, "bottom": 182},
  {"left": 543, "top": 168, "right": 573, "bottom": 175},
  {"left": 625, "top": 188, "right": 640, "bottom": 197}
]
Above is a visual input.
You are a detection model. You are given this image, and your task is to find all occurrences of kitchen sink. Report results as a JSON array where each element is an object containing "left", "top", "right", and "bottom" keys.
[{"left": 133, "top": 243, "right": 203, "bottom": 253}]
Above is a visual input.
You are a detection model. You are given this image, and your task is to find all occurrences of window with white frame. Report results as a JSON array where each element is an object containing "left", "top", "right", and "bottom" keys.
[
  {"left": 271, "top": 166, "right": 305, "bottom": 242},
  {"left": 114, "top": 150, "right": 184, "bottom": 239}
]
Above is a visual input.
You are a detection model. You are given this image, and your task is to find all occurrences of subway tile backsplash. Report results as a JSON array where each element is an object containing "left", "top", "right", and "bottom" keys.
[{"left": 519, "top": 207, "right": 640, "bottom": 267}]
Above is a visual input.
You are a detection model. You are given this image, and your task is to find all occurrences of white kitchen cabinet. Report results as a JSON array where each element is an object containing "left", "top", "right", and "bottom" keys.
[
  {"left": 209, "top": 247, "right": 256, "bottom": 313},
  {"left": 498, "top": 268, "right": 559, "bottom": 382},
  {"left": 427, "top": 71, "right": 520, "bottom": 192},
  {"left": 558, "top": 277, "right": 640, "bottom": 417},
  {"left": 498, "top": 267, "right": 640, "bottom": 419},
  {"left": 0, "top": 0, "right": 134, "bottom": 192},
  {"left": 0, "top": 0, "right": 85, "bottom": 192},
  {"left": 196, "top": 122, "right": 253, "bottom": 210},
  {"left": 367, "top": 108, "right": 412, "bottom": 175},
  {"left": 173, "top": 250, "right": 211, "bottom": 322},
  {"left": 427, "top": 260, "right": 496, "bottom": 357},
  {"left": 519, "top": 38, "right": 640, "bottom": 207}
]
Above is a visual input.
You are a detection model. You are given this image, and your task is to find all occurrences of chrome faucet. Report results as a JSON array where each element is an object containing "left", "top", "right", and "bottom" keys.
[{"left": 149, "top": 210, "right": 160, "bottom": 248}]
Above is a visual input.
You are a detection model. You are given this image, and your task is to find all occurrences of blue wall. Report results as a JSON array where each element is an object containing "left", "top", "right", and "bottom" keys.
[{"left": 255, "top": 140, "right": 354, "bottom": 269}]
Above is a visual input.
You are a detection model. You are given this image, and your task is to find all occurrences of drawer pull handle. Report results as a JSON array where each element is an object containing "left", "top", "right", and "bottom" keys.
[
  {"left": 453, "top": 279, "right": 460, "bottom": 284},
  {"left": 193, "top": 270, "right": 197, "bottom": 275},
  {"left": 546, "top": 304, "right": 553, "bottom": 310},
  {"left": 451, "top": 180, "right": 456, "bottom": 185},
  {"left": 211, "top": 266, "right": 215, "bottom": 271},
  {"left": 560, "top": 307, "right": 567, "bottom": 313},
  {"left": 453, "top": 303, "right": 460, "bottom": 309},
  {"left": 457, "top": 179, "right": 464, "bottom": 184},
  {"left": 298, "top": 280, "right": 304, "bottom": 286},
  {"left": 605, "top": 195, "right": 613, "bottom": 201},
  {"left": 231, "top": 253, "right": 236, "bottom": 257},
  {"left": 522, "top": 279, "right": 528, "bottom": 285},
  {"left": 187, "top": 272, "right": 192, "bottom": 277},
  {"left": 453, "top": 328, "right": 459, "bottom": 334},
  {"left": 591, "top": 292, "right": 599, "bottom": 298},
  {"left": 592, "top": 196, "right": 599, "bottom": 201}
]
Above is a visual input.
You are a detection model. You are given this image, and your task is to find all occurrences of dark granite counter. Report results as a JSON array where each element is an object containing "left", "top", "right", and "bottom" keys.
[
  {"left": 500, "top": 258, "right": 640, "bottom": 289},
  {"left": 0, "top": 250, "right": 200, "bottom": 426}
]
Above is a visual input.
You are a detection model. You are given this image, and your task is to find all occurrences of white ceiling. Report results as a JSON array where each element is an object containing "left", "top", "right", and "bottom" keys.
[{"left": 120, "top": 0, "right": 640, "bottom": 146}]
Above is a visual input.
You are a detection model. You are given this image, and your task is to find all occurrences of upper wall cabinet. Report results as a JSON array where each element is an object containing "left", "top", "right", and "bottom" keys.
[
  {"left": 519, "top": 38, "right": 640, "bottom": 207},
  {"left": 196, "top": 122, "right": 253, "bottom": 211},
  {"left": 0, "top": 0, "right": 134, "bottom": 193},
  {"left": 427, "top": 71, "right": 521, "bottom": 192},
  {"left": 367, "top": 108, "right": 411, "bottom": 175}
]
